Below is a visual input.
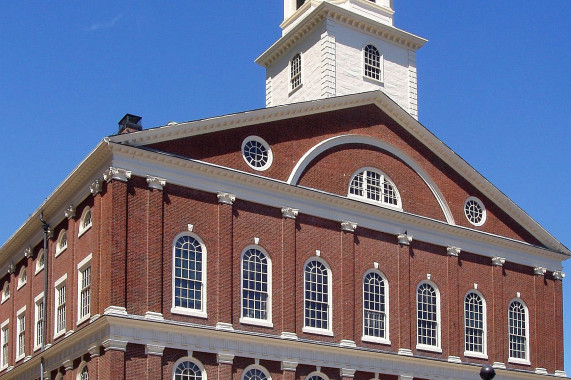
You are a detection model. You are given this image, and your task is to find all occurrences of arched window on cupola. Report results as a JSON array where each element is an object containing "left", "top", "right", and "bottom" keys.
[
  {"left": 290, "top": 53, "right": 302, "bottom": 92},
  {"left": 364, "top": 44, "right": 382, "bottom": 81},
  {"left": 348, "top": 168, "right": 401, "bottom": 209}
]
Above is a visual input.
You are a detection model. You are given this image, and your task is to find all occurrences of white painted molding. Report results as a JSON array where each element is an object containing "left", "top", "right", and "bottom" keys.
[
  {"left": 88, "top": 345, "right": 100, "bottom": 358},
  {"left": 62, "top": 359, "right": 73, "bottom": 371},
  {"left": 187, "top": 224, "right": 194, "bottom": 232},
  {"left": 340, "top": 368, "right": 356, "bottom": 378},
  {"left": 7, "top": 262, "right": 15, "bottom": 274},
  {"left": 397, "top": 348, "right": 413, "bottom": 356},
  {"left": 145, "top": 344, "right": 166, "bottom": 356},
  {"left": 24, "top": 246, "right": 32, "bottom": 258},
  {"left": 217, "top": 192, "right": 236, "bottom": 205},
  {"left": 47, "top": 227, "right": 53, "bottom": 239},
  {"left": 90, "top": 179, "right": 102, "bottom": 195},
  {"left": 144, "top": 311, "right": 165, "bottom": 321},
  {"left": 339, "top": 340, "right": 356, "bottom": 348},
  {"left": 281, "top": 207, "right": 299, "bottom": 219},
  {"left": 102, "top": 338, "right": 128, "bottom": 352},
  {"left": 533, "top": 266, "right": 547, "bottom": 276},
  {"left": 103, "top": 167, "right": 132, "bottom": 183},
  {"left": 146, "top": 176, "right": 167, "bottom": 191},
  {"left": 103, "top": 306, "right": 128, "bottom": 316},
  {"left": 217, "top": 353, "right": 235, "bottom": 364},
  {"left": 446, "top": 246, "right": 461, "bottom": 257},
  {"left": 492, "top": 257, "right": 505, "bottom": 267},
  {"left": 280, "top": 332, "right": 298, "bottom": 340},
  {"left": 534, "top": 368, "right": 548, "bottom": 375},
  {"left": 341, "top": 221, "right": 357, "bottom": 233},
  {"left": 398, "top": 376, "right": 414, "bottom": 380},
  {"left": 64, "top": 205, "right": 76, "bottom": 220},
  {"left": 447, "top": 356, "right": 462, "bottom": 363},
  {"left": 492, "top": 362, "right": 506, "bottom": 369},
  {"left": 553, "top": 270, "right": 565, "bottom": 281},
  {"left": 281, "top": 360, "right": 298, "bottom": 372},
  {"left": 215, "top": 322, "right": 234, "bottom": 331},
  {"left": 397, "top": 233, "right": 412, "bottom": 246},
  {"left": 555, "top": 370, "right": 568, "bottom": 377}
]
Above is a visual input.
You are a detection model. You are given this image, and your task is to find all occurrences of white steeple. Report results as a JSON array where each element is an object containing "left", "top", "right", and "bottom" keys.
[{"left": 256, "top": 0, "right": 426, "bottom": 119}]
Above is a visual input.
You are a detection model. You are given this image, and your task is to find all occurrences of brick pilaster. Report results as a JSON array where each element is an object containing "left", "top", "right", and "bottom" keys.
[
  {"left": 216, "top": 192, "right": 235, "bottom": 329},
  {"left": 491, "top": 257, "right": 506, "bottom": 366},
  {"left": 101, "top": 339, "right": 127, "bottom": 380},
  {"left": 397, "top": 237, "right": 412, "bottom": 354},
  {"left": 216, "top": 353, "right": 234, "bottom": 379},
  {"left": 145, "top": 344, "right": 165, "bottom": 380},
  {"left": 281, "top": 207, "right": 298, "bottom": 338},
  {"left": 340, "top": 221, "right": 357, "bottom": 345},
  {"left": 281, "top": 361, "right": 298, "bottom": 380},
  {"left": 554, "top": 274, "right": 564, "bottom": 372},
  {"left": 146, "top": 177, "right": 165, "bottom": 318},
  {"left": 90, "top": 180, "right": 102, "bottom": 319},
  {"left": 446, "top": 246, "right": 461, "bottom": 360}
]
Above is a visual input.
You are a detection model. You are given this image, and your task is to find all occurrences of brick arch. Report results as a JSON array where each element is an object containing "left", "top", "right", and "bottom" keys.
[{"left": 288, "top": 134, "right": 455, "bottom": 224}]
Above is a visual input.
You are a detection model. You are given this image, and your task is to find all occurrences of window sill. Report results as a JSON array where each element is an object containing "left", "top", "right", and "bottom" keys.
[
  {"left": 363, "top": 74, "right": 384, "bottom": 86},
  {"left": 289, "top": 83, "right": 303, "bottom": 97},
  {"left": 15, "top": 355, "right": 24, "bottom": 363},
  {"left": 0, "top": 297, "right": 7, "bottom": 305},
  {"left": 53, "top": 330, "right": 66, "bottom": 340},
  {"left": 464, "top": 351, "right": 488, "bottom": 360},
  {"left": 34, "top": 267, "right": 44, "bottom": 276},
  {"left": 361, "top": 335, "right": 391, "bottom": 345},
  {"left": 78, "top": 225, "right": 92, "bottom": 238},
  {"left": 239, "top": 317, "right": 273, "bottom": 328},
  {"left": 34, "top": 344, "right": 41, "bottom": 352},
  {"left": 171, "top": 307, "right": 207, "bottom": 319},
  {"left": 416, "top": 344, "right": 442, "bottom": 354},
  {"left": 77, "top": 315, "right": 90, "bottom": 327},
  {"left": 16, "top": 282, "right": 26, "bottom": 291},
  {"left": 347, "top": 194, "right": 402, "bottom": 212},
  {"left": 302, "top": 326, "right": 333, "bottom": 337},
  {"left": 508, "top": 357, "right": 531, "bottom": 366}
]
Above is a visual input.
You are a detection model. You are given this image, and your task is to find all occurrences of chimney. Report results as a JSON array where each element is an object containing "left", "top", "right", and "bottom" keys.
[{"left": 118, "top": 114, "right": 142, "bottom": 134}]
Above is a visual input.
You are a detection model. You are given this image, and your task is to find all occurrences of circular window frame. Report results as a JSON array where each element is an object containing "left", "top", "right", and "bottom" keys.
[
  {"left": 464, "top": 196, "right": 486, "bottom": 226},
  {"left": 241, "top": 136, "right": 273, "bottom": 171}
]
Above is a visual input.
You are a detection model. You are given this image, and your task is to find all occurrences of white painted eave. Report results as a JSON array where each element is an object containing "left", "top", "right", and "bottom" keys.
[{"left": 255, "top": 1, "right": 427, "bottom": 68}]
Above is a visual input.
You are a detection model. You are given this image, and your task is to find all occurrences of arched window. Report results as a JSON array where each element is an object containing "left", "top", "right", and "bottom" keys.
[
  {"left": 78, "top": 364, "right": 89, "bottom": 380},
  {"left": 290, "top": 53, "right": 302, "bottom": 91},
  {"left": 171, "top": 234, "right": 207, "bottom": 318},
  {"left": 348, "top": 168, "right": 401, "bottom": 208},
  {"left": 36, "top": 249, "right": 45, "bottom": 274},
  {"left": 241, "top": 247, "right": 272, "bottom": 326},
  {"left": 364, "top": 44, "right": 381, "bottom": 81},
  {"left": 306, "top": 372, "right": 329, "bottom": 380},
  {"left": 173, "top": 357, "right": 205, "bottom": 380},
  {"left": 508, "top": 300, "right": 529, "bottom": 363},
  {"left": 1, "top": 282, "right": 9, "bottom": 303},
  {"left": 465, "top": 291, "right": 486, "bottom": 357},
  {"left": 17, "top": 266, "right": 27, "bottom": 289},
  {"left": 362, "top": 270, "right": 389, "bottom": 343},
  {"left": 416, "top": 282, "right": 440, "bottom": 350},
  {"left": 303, "top": 258, "right": 332, "bottom": 334},
  {"left": 78, "top": 207, "right": 92, "bottom": 237},
  {"left": 56, "top": 229, "right": 68, "bottom": 256},
  {"left": 242, "top": 364, "right": 271, "bottom": 380}
]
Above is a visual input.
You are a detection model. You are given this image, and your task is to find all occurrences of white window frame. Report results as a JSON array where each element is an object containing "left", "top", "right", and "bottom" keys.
[
  {"left": 242, "top": 364, "right": 272, "bottom": 380},
  {"left": 289, "top": 53, "right": 302, "bottom": 93},
  {"left": 306, "top": 371, "right": 329, "bottom": 380},
  {"left": 78, "top": 206, "right": 92, "bottom": 238},
  {"left": 54, "top": 274, "right": 67, "bottom": 339},
  {"left": 508, "top": 298, "right": 530, "bottom": 365},
  {"left": 241, "top": 136, "right": 273, "bottom": 171},
  {"left": 240, "top": 245, "right": 273, "bottom": 328},
  {"left": 1, "top": 282, "right": 9, "bottom": 304},
  {"left": 1, "top": 319, "right": 9, "bottom": 370},
  {"left": 464, "top": 196, "right": 486, "bottom": 227},
  {"left": 15, "top": 306, "right": 25, "bottom": 362},
  {"left": 55, "top": 229, "right": 68, "bottom": 257},
  {"left": 464, "top": 290, "right": 488, "bottom": 359},
  {"left": 77, "top": 361, "right": 89, "bottom": 380},
  {"left": 171, "top": 232, "right": 207, "bottom": 319},
  {"left": 302, "top": 257, "right": 333, "bottom": 336},
  {"left": 172, "top": 356, "right": 207, "bottom": 380},
  {"left": 361, "top": 269, "right": 390, "bottom": 345},
  {"left": 17, "top": 266, "right": 26, "bottom": 290},
  {"left": 35, "top": 249, "right": 45, "bottom": 275},
  {"left": 348, "top": 167, "right": 402, "bottom": 210},
  {"left": 77, "top": 254, "right": 92, "bottom": 325},
  {"left": 363, "top": 44, "right": 383, "bottom": 83},
  {"left": 415, "top": 280, "right": 442, "bottom": 353},
  {"left": 33, "top": 292, "right": 44, "bottom": 352}
]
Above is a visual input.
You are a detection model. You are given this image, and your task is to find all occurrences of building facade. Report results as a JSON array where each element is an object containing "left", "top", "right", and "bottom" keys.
[{"left": 0, "top": 1, "right": 568, "bottom": 380}]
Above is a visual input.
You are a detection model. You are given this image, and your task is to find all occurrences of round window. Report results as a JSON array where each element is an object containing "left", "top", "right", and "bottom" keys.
[
  {"left": 241, "top": 136, "right": 273, "bottom": 171},
  {"left": 464, "top": 197, "right": 486, "bottom": 226}
]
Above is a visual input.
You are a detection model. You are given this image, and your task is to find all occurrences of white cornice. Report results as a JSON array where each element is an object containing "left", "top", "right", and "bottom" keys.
[
  {"left": 107, "top": 143, "right": 567, "bottom": 269},
  {"left": 258, "top": 1, "right": 426, "bottom": 68}
]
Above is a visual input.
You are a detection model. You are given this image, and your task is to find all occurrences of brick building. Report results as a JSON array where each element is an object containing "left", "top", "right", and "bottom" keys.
[{"left": 0, "top": 1, "right": 568, "bottom": 380}]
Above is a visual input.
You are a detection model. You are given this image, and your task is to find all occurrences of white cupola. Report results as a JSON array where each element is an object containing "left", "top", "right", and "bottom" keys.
[{"left": 256, "top": 0, "right": 426, "bottom": 119}]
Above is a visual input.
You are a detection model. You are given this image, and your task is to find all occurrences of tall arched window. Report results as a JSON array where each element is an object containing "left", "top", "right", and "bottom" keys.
[
  {"left": 465, "top": 291, "right": 486, "bottom": 357},
  {"left": 508, "top": 300, "right": 529, "bottom": 364},
  {"left": 78, "top": 207, "right": 92, "bottom": 237},
  {"left": 290, "top": 53, "right": 302, "bottom": 91},
  {"left": 78, "top": 364, "right": 89, "bottom": 380},
  {"left": 306, "top": 373, "right": 328, "bottom": 380},
  {"left": 303, "top": 258, "right": 332, "bottom": 334},
  {"left": 348, "top": 168, "right": 401, "bottom": 208},
  {"left": 56, "top": 229, "right": 68, "bottom": 256},
  {"left": 362, "top": 270, "right": 389, "bottom": 343},
  {"left": 241, "top": 247, "right": 272, "bottom": 326},
  {"left": 242, "top": 364, "right": 271, "bottom": 380},
  {"left": 173, "top": 357, "right": 205, "bottom": 380},
  {"left": 364, "top": 44, "right": 381, "bottom": 81},
  {"left": 416, "top": 282, "right": 440, "bottom": 351},
  {"left": 171, "top": 234, "right": 207, "bottom": 318}
]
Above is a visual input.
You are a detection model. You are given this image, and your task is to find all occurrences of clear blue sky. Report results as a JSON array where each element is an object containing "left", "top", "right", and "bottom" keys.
[{"left": 1, "top": 0, "right": 569, "bottom": 373}]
